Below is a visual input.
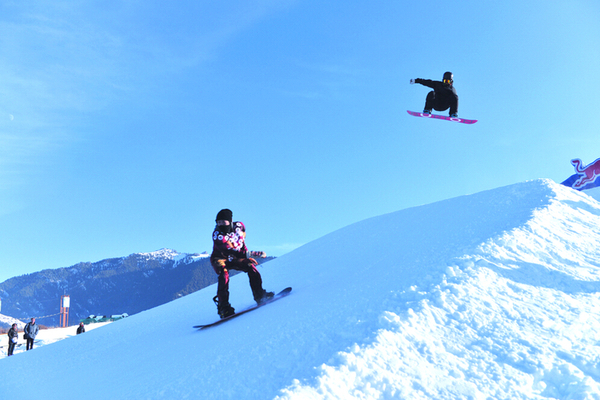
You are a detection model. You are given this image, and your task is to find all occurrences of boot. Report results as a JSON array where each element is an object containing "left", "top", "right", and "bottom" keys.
[
  {"left": 256, "top": 290, "right": 275, "bottom": 305},
  {"left": 219, "top": 305, "right": 235, "bottom": 319},
  {"left": 214, "top": 295, "right": 235, "bottom": 319}
]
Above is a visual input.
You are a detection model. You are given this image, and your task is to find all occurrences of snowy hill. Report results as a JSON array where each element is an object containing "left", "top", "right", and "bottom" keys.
[{"left": 2, "top": 179, "right": 600, "bottom": 399}]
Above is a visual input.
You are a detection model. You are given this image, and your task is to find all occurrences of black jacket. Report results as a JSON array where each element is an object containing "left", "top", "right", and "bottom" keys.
[
  {"left": 8, "top": 327, "right": 18, "bottom": 343},
  {"left": 415, "top": 78, "right": 458, "bottom": 109}
]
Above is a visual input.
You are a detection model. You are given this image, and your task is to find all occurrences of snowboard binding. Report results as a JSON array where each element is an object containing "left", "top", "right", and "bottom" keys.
[{"left": 213, "top": 295, "right": 235, "bottom": 319}]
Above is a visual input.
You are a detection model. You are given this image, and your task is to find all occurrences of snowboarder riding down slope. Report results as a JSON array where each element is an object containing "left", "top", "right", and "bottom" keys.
[
  {"left": 210, "top": 209, "right": 273, "bottom": 319},
  {"left": 410, "top": 71, "right": 459, "bottom": 118}
]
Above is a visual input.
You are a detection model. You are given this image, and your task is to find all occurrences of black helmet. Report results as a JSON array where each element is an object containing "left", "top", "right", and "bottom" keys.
[
  {"left": 216, "top": 208, "right": 233, "bottom": 223},
  {"left": 443, "top": 71, "right": 453, "bottom": 83}
]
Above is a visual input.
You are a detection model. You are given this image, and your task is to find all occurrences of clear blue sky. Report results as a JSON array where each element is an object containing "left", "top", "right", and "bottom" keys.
[{"left": 1, "top": 1, "right": 599, "bottom": 282}]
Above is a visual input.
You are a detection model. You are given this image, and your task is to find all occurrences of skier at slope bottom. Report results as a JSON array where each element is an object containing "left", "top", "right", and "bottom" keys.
[
  {"left": 410, "top": 71, "right": 459, "bottom": 118},
  {"left": 210, "top": 208, "right": 274, "bottom": 319}
]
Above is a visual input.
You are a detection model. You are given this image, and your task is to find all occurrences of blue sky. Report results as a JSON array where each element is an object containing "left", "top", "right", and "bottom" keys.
[{"left": 1, "top": 1, "right": 599, "bottom": 282}]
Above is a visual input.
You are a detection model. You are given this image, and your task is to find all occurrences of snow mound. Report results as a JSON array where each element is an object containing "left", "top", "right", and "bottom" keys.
[{"left": 3, "top": 179, "right": 600, "bottom": 400}]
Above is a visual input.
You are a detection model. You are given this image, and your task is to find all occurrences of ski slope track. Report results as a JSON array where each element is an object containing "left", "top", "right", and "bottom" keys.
[{"left": 3, "top": 179, "right": 600, "bottom": 399}]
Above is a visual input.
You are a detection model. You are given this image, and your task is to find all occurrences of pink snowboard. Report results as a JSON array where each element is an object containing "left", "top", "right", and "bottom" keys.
[{"left": 407, "top": 110, "right": 477, "bottom": 124}]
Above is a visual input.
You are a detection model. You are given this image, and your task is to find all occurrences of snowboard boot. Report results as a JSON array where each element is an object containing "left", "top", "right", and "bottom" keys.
[
  {"left": 213, "top": 295, "right": 235, "bottom": 319},
  {"left": 423, "top": 109, "right": 432, "bottom": 115},
  {"left": 255, "top": 290, "right": 275, "bottom": 305},
  {"left": 220, "top": 306, "right": 235, "bottom": 319},
  {"left": 450, "top": 113, "right": 459, "bottom": 118}
]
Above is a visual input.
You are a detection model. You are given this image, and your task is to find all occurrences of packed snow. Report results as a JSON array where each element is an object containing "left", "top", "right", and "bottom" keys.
[{"left": 2, "top": 179, "right": 600, "bottom": 399}]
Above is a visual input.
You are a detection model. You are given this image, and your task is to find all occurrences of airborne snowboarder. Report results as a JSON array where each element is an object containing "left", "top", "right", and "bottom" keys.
[{"left": 410, "top": 71, "right": 459, "bottom": 118}]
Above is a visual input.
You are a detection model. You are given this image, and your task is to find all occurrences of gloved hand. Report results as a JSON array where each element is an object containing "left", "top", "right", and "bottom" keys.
[
  {"left": 211, "top": 259, "right": 227, "bottom": 275},
  {"left": 247, "top": 258, "right": 259, "bottom": 266},
  {"left": 410, "top": 79, "right": 415, "bottom": 84}
]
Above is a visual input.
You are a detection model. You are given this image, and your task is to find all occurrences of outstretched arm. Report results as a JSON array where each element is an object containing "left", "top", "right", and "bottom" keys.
[{"left": 410, "top": 78, "right": 435, "bottom": 88}]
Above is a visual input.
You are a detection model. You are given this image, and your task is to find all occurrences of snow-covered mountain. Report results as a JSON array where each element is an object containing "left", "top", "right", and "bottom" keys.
[
  {"left": 0, "top": 313, "right": 25, "bottom": 330},
  {"left": 3, "top": 179, "right": 600, "bottom": 399},
  {"left": 0, "top": 249, "right": 274, "bottom": 328}
]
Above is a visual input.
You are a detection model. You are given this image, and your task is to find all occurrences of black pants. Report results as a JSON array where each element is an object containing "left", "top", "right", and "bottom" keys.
[
  {"left": 26, "top": 338, "right": 34, "bottom": 350},
  {"left": 425, "top": 91, "right": 458, "bottom": 115},
  {"left": 7, "top": 341, "right": 16, "bottom": 356},
  {"left": 216, "top": 259, "right": 264, "bottom": 307}
]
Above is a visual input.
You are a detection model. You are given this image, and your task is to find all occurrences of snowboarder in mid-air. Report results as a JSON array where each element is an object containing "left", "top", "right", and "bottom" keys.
[
  {"left": 411, "top": 71, "right": 459, "bottom": 118},
  {"left": 210, "top": 209, "right": 273, "bottom": 319}
]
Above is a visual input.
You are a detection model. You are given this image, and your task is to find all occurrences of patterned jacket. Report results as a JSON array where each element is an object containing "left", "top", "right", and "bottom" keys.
[{"left": 210, "top": 221, "right": 263, "bottom": 272}]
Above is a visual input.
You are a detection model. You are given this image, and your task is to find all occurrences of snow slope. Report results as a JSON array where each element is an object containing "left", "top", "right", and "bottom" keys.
[{"left": 2, "top": 179, "right": 600, "bottom": 399}]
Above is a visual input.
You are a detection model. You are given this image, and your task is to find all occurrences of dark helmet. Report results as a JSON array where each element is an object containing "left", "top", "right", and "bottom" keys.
[
  {"left": 443, "top": 71, "right": 453, "bottom": 84},
  {"left": 216, "top": 208, "right": 233, "bottom": 223}
]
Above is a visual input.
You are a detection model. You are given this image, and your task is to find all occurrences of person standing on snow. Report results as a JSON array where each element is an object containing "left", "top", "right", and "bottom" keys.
[
  {"left": 24, "top": 318, "right": 39, "bottom": 350},
  {"left": 210, "top": 209, "right": 273, "bottom": 319},
  {"left": 7, "top": 323, "right": 18, "bottom": 356},
  {"left": 410, "top": 71, "right": 459, "bottom": 117}
]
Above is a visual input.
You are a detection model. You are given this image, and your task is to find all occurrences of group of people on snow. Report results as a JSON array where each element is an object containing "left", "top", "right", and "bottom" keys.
[
  {"left": 4, "top": 318, "right": 85, "bottom": 357},
  {"left": 5, "top": 318, "right": 39, "bottom": 356}
]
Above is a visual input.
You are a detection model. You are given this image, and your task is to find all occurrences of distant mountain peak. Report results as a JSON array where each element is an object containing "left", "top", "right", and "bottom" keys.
[{"left": 138, "top": 248, "right": 182, "bottom": 259}]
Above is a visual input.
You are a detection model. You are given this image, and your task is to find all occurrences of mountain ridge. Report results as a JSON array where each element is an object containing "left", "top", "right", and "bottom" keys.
[{"left": 0, "top": 249, "right": 273, "bottom": 328}]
